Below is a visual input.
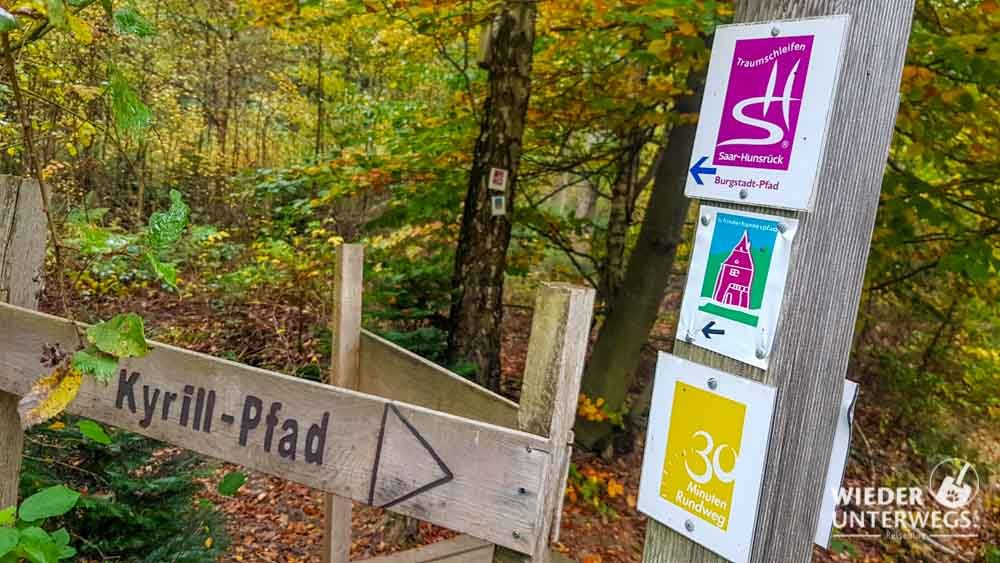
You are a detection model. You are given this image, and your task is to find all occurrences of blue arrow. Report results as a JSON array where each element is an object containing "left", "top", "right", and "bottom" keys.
[
  {"left": 702, "top": 321, "right": 725, "bottom": 339},
  {"left": 690, "top": 156, "right": 717, "bottom": 186}
]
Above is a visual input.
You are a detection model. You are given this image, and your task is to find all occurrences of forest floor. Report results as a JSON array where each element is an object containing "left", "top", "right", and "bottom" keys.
[{"left": 43, "top": 285, "right": 998, "bottom": 563}]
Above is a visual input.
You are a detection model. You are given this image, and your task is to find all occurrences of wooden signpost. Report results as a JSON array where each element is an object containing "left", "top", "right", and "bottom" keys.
[
  {"left": 0, "top": 176, "right": 46, "bottom": 511},
  {"left": 640, "top": 1, "right": 916, "bottom": 562},
  {"left": 0, "top": 177, "right": 595, "bottom": 562}
]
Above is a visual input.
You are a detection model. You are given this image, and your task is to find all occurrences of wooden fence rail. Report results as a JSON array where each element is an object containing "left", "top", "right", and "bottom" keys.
[{"left": 1, "top": 175, "right": 592, "bottom": 562}]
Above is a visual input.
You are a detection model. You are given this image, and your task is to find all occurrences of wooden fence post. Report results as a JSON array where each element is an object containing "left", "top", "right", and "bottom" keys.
[
  {"left": 494, "top": 283, "right": 595, "bottom": 563},
  {"left": 0, "top": 176, "right": 46, "bottom": 509},
  {"left": 322, "top": 244, "right": 364, "bottom": 563},
  {"left": 642, "top": 1, "right": 915, "bottom": 562}
]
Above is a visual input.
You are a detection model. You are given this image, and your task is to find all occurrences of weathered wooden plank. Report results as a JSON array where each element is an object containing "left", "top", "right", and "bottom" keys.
[
  {"left": 0, "top": 175, "right": 46, "bottom": 509},
  {"left": 0, "top": 303, "right": 552, "bottom": 553},
  {"left": 0, "top": 176, "right": 46, "bottom": 308},
  {"left": 324, "top": 244, "right": 365, "bottom": 563},
  {"left": 643, "top": 2, "right": 915, "bottom": 562},
  {"left": 494, "top": 283, "right": 595, "bottom": 562},
  {"left": 363, "top": 535, "right": 494, "bottom": 563},
  {"left": 359, "top": 331, "right": 518, "bottom": 429}
]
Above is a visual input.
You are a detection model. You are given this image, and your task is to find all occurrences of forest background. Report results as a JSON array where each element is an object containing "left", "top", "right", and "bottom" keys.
[{"left": 0, "top": 0, "right": 998, "bottom": 561}]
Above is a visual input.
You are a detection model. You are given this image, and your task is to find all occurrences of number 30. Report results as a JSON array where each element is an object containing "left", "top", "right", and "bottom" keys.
[{"left": 684, "top": 431, "right": 738, "bottom": 484}]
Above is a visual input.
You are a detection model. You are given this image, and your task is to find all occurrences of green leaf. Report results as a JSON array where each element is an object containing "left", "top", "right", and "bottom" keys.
[
  {"left": 71, "top": 348, "right": 119, "bottom": 383},
  {"left": 108, "top": 69, "right": 152, "bottom": 138},
  {"left": 49, "top": 529, "right": 69, "bottom": 549},
  {"left": 77, "top": 420, "right": 111, "bottom": 445},
  {"left": 68, "top": 224, "right": 134, "bottom": 255},
  {"left": 145, "top": 253, "right": 178, "bottom": 289},
  {"left": 0, "top": 8, "right": 18, "bottom": 33},
  {"left": 0, "top": 528, "right": 17, "bottom": 557},
  {"left": 217, "top": 472, "right": 247, "bottom": 496},
  {"left": 145, "top": 190, "right": 189, "bottom": 252},
  {"left": 17, "top": 527, "right": 59, "bottom": 563},
  {"left": 0, "top": 507, "right": 13, "bottom": 527},
  {"left": 18, "top": 487, "right": 80, "bottom": 523},
  {"left": 112, "top": 6, "right": 155, "bottom": 36},
  {"left": 86, "top": 313, "right": 149, "bottom": 359},
  {"left": 46, "top": 0, "right": 67, "bottom": 28}
]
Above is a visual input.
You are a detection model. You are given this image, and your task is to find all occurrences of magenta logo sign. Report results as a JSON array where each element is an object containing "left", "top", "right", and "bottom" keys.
[{"left": 713, "top": 35, "right": 814, "bottom": 171}]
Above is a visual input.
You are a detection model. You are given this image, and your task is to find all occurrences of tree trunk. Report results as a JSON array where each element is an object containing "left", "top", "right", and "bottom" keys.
[
  {"left": 575, "top": 82, "right": 704, "bottom": 450},
  {"left": 602, "top": 130, "right": 645, "bottom": 302},
  {"left": 315, "top": 39, "right": 324, "bottom": 160},
  {"left": 447, "top": 1, "right": 537, "bottom": 392}
]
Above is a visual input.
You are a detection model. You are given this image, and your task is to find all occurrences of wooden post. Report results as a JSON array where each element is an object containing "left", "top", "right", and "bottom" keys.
[
  {"left": 494, "top": 283, "right": 595, "bottom": 563},
  {"left": 322, "top": 244, "right": 364, "bottom": 563},
  {"left": 643, "top": 1, "right": 915, "bottom": 562},
  {"left": 0, "top": 176, "right": 46, "bottom": 509}
]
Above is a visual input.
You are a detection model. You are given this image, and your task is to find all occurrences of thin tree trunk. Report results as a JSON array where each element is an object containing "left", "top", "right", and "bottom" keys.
[
  {"left": 575, "top": 79, "right": 704, "bottom": 450},
  {"left": 315, "top": 39, "right": 324, "bottom": 160},
  {"left": 602, "top": 130, "right": 645, "bottom": 302},
  {"left": 447, "top": 0, "right": 537, "bottom": 391}
]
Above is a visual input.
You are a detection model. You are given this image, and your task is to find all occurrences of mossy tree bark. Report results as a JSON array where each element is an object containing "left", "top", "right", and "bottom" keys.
[{"left": 447, "top": 0, "right": 537, "bottom": 391}]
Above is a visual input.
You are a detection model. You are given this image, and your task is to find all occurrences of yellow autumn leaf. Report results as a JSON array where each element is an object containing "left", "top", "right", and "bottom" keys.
[
  {"left": 606, "top": 478, "right": 624, "bottom": 498},
  {"left": 67, "top": 14, "right": 94, "bottom": 44},
  {"left": 48, "top": 421, "right": 66, "bottom": 431},
  {"left": 677, "top": 22, "right": 697, "bottom": 37},
  {"left": 204, "top": 537, "right": 214, "bottom": 549},
  {"left": 18, "top": 363, "right": 83, "bottom": 429}
]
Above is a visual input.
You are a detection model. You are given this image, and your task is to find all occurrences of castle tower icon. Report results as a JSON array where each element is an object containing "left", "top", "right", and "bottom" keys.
[{"left": 713, "top": 230, "right": 754, "bottom": 309}]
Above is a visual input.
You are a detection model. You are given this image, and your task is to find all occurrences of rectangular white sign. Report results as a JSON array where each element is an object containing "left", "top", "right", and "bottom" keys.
[
  {"left": 638, "top": 353, "right": 776, "bottom": 563},
  {"left": 684, "top": 16, "right": 849, "bottom": 210},
  {"left": 676, "top": 206, "right": 798, "bottom": 369},
  {"left": 814, "top": 379, "right": 859, "bottom": 548}
]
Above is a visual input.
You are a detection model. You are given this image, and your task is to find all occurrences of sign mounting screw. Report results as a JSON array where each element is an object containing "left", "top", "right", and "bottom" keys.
[
  {"left": 756, "top": 347, "right": 767, "bottom": 359},
  {"left": 684, "top": 331, "right": 694, "bottom": 343},
  {"left": 707, "top": 378, "right": 718, "bottom": 390},
  {"left": 777, "top": 222, "right": 788, "bottom": 234},
  {"left": 771, "top": 27, "right": 780, "bottom": 36},
  {"left": 685, "top": 519, "right": 695, "bottom": 532},
  {"left": 700, "top": 215, "right": 710, "bottom": 226},
  {"left": 739, "top": 188, "right": 749, "bottom": 199}
]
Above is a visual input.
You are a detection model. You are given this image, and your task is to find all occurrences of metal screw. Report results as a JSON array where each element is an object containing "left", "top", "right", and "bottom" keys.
[
  {"left": 685, "top": 519, "right": 695, "bottom": 532},
  {"left": 684, "top": 331, "right": 694, "bottom": 343},
  {"left": 512, "top": 531, "right": 522, "bottom": 540},
  {"left": 755, "top": 347, "right": 767, "bottom": 359},
  {"left": 771, "top": 27, "right": 780, "bottom": 36},
  {"left": 707, "top": 378, "right": 718, "bottom": 390},
  {"left": 518, "top": 487, "right": 527, "bottom": 495},
  {"left": 739, "top": 188, "right": 749, "bottom": 199},
  {"left": 525, "top": 445, "right": 533, "bottom": 453},
  {"left": 700, "top": 215, "right": 710, "bottom": 226},
  {"left": 777, "top": 222, "right": 788, "bottom": 234}
]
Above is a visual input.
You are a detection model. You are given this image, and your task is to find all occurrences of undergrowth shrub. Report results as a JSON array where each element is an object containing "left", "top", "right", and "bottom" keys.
[{"left": 20, "top": 417, "right": 228, "bottom": 562}]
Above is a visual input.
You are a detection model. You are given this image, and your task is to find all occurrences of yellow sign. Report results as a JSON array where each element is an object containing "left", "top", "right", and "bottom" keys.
[{"left": 660, "top": 381, "right": 745, "bottom": 531}]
